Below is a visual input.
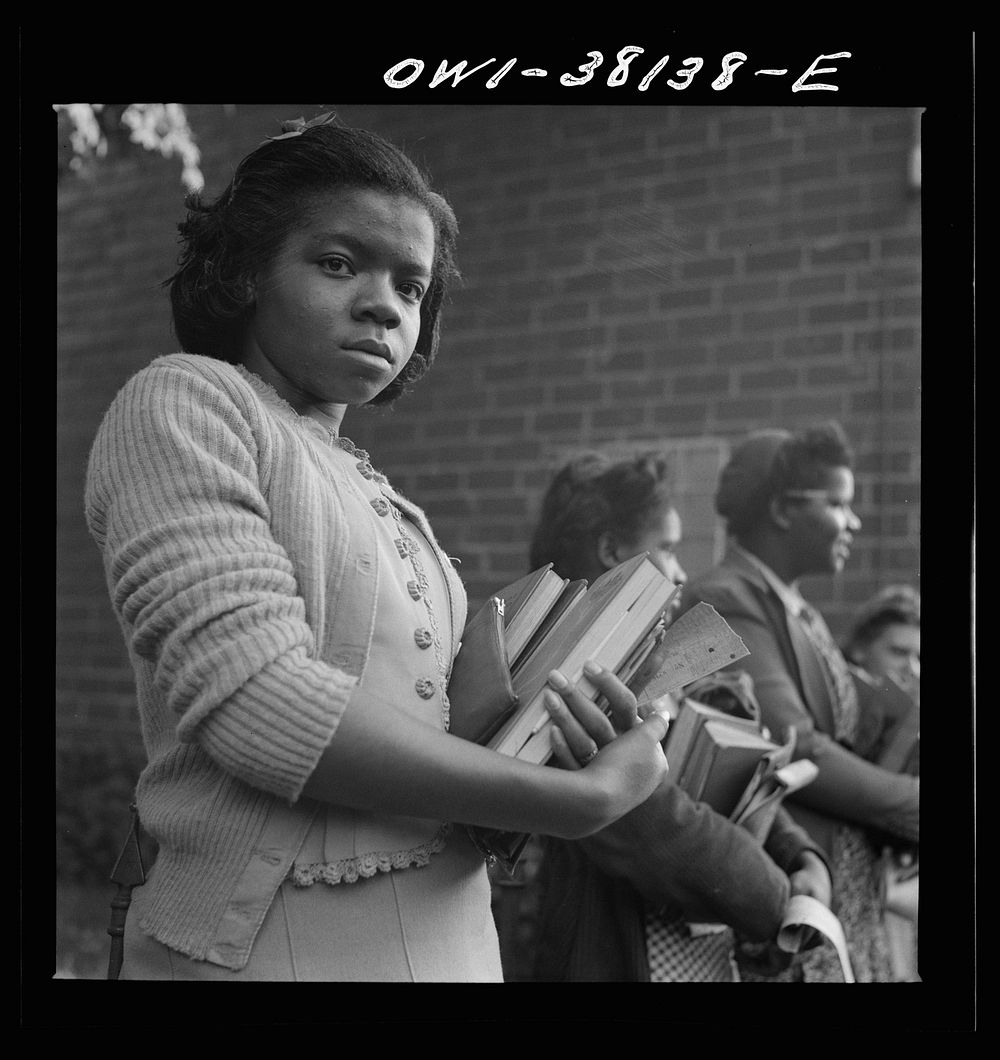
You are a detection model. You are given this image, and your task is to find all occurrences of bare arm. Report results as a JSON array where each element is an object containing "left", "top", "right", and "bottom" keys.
[{"left": 301, "top": 683, "right": 670, "bottom": 840}]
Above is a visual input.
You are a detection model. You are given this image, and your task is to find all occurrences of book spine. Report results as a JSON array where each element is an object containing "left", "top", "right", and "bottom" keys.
[
  {"left": 664, "top": 707, "right": 698, "bottom": 774},
  {"left": 491, "top": 610, "right": 629, "bottom": 757},
  {"left": 489, "top": 558, "right": 671, "bottom": 760},
  {"left": 511, "top": 672, "right": 602, "bottom": 764},
  {"left": 514, "top": 581, "right": 679, "bottom": 764}
]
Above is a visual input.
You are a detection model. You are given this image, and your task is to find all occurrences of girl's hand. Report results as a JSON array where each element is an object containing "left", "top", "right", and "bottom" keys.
[
  {"left": 783, "top": 850, "right": 834, "bottom": 951},
  {"left": 544, "top": 662, "right": 671, "bottom": 771},
  {"left": 788, "top": 851, "right": 833, "bottom": 908},
  {"left": 576, "top": 709, "right": 669, "bottom": 829}
]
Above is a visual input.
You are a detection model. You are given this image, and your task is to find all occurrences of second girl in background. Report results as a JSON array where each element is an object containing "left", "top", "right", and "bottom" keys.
[{"left": 527, "top": 451, "right": 832, "bottom": 982}]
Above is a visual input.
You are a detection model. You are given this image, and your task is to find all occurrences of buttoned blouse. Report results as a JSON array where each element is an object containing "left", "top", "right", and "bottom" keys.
[
  {"left": 86, "top": 354, "right": 473, "bottom": 968},
  {"left": 290, "top": 435, "right": 458, "bottom": 884}
]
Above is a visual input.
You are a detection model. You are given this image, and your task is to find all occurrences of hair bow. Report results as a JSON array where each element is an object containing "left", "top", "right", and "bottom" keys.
[{"left": 264, "top": 110, "right": 338, "bottom": 143}]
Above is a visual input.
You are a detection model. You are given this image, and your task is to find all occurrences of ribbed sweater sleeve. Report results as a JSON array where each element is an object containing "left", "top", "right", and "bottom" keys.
[
  {"left": 85, "top": 361, "right": 355, "bottom": 802},
  {"left": 576, "top": 779, "right": 791, "bottom": 940},
  {"left": 763, "top": 806, "right": 829, "bottom": 875}
]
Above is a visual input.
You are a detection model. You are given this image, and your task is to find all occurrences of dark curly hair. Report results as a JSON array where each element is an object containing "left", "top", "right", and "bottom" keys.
[
  {"left": 165, "top": 113, "right": 460, "bottom": 406},
  {"left": 716, "top": 421, "right": 854, "bottom": 539},
  {"left": 528, "top": 451, "right": 675, "bottom": 582}
]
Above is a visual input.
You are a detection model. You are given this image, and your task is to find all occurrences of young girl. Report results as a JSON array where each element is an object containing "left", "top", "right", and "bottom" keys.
[
  {"left": 844, "top": 586, "right": 921, "bottom": 981},
  {"left": 844, "top": 585, "right": 921, "bottom": 705},
  {"left": 683, "top": 426, "right": 919, "bottom": 982},
  {"left": 84, "top": 113, "right": 668, "bottom": 981}
]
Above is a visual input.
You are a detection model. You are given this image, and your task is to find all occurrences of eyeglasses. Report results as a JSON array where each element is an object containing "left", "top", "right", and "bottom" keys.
[{"left": 783, "top": 490, "right": 858, "bottom": 517}]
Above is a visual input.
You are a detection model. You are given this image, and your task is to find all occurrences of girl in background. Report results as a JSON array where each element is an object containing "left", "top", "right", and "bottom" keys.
[
  {"left": 681, "top": 426, "right": 920, "bottom": 982},
  {"left": 844, "top": 585, "right": 920, "bottom": 705},
  {"left": 844, "top": 585, "right": 921, "bottom": 981},
  {"left": 528, "top": 451, "right": 831, "bottom": 982}
]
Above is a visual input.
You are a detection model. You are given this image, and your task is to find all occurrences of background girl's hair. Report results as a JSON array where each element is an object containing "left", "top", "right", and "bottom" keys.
[
  {"left": 843, "top": 584, "right": 921, "bottom": 662},
  {"left": 166, "top": 113, "right": 460, "bottom": 406},
  {"left": 528, "top": 450, "right": 674, "bottom": 580}
]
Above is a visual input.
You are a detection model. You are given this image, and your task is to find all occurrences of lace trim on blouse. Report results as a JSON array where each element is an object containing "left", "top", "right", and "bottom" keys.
[
  {"left": 233, "top": 363, "right": 392, "bottom": 487},
  {"left": 290, "top": 824, "right": 452, "bottom": 886},
  {"left": 234, "top": 361, "right": 308, "bottom": 417}
]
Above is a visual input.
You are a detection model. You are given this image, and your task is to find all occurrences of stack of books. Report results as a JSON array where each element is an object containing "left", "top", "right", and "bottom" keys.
[
  {"left": 664, "top": 698, "right": 818, "bottom": 839},
  {"left": 666, "top": 700, "right": 773, "bottom": 816},
  {"left": 487, "top": 553, "right": 682, "bottom": 765},
  {"left": 447, "top": 560, "right": 762, "bottom": 870}
]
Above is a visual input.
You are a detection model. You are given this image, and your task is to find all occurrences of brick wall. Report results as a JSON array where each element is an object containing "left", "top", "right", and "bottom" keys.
[{"left": 56, "top": 102, "right": 921, "bottom": 749}]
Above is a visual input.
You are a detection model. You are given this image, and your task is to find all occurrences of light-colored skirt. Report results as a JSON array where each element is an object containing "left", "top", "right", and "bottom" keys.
[{"left": 121, "top": 824, "right": 503, "bottom": 982}]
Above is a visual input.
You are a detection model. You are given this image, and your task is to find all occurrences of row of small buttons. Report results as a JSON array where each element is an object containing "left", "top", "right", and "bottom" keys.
[
  {"left": 414, "top": 627, "right": 433, "bottom": 649},
  {"left": 369, "top": 490, "right": 438, "bottom": 705},
  {"left": 415, "top": 677, "right": 436, "bottom": 700}
]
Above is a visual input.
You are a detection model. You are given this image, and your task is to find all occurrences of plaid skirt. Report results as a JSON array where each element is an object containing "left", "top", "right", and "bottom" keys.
[{"left": 645, "top": 909, "right": 739, "bottom": 982}]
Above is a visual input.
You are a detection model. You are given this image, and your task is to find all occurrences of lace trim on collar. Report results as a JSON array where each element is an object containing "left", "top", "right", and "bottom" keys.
[
  {"left": 232, "top": 362, "right": 310, "bottom": 421},
  {"left": 232, "top": 362, "right": 379, "bottom": 464}
]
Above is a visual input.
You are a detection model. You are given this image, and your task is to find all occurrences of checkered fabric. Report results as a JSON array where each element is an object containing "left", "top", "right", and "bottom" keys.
[{"left": 645, "top": 909, "right": 738, "bottom": 982}]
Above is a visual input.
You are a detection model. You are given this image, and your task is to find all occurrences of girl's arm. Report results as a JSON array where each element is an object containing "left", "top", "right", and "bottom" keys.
[
  {"left": 301, "top": 684, "right": 669, "bottom": 840},
  {"left": 687, "top": 587, "right": 919, "bottom": 842},
  {"left": 88, "top": 361, "right": 667, "bottom": 839}
]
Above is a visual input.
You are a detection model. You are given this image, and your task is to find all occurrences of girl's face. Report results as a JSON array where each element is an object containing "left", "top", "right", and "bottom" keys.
[
  {"left": 858, "top": 622, "right": 920, "bottom": 694},
  {"left": 782, "top": 466, "right": 861, "bottom": 578},
  {"left": 607, "top": 505, "right": 687, "bottom": 620},
  {"left": 240, "top": 187, "right": 435, "bottom": 425},
  {"left": 626, "top": 506, "right": 687, "bottom": 588}
]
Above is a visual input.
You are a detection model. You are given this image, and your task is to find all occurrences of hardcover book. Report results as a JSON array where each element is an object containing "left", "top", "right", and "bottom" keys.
[
  {"left": 490, "top": 553, "right": 681, "bottom": 764},
  {"left": 682, "top": 720, "right": 781, "bottom": 818}
]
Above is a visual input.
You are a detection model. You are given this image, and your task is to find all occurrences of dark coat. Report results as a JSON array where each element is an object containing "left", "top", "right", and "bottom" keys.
[
  {"left": 532, "top": 777, "right": 822, "bottom": 981},
  {"left": 680, "top": 548, "right": 920, "bottom": 859}
]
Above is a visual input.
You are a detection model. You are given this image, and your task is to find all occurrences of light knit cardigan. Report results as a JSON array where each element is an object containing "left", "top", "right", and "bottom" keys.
[{"left": 84, "top": 353, "right": 468, "bottom": 967}]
